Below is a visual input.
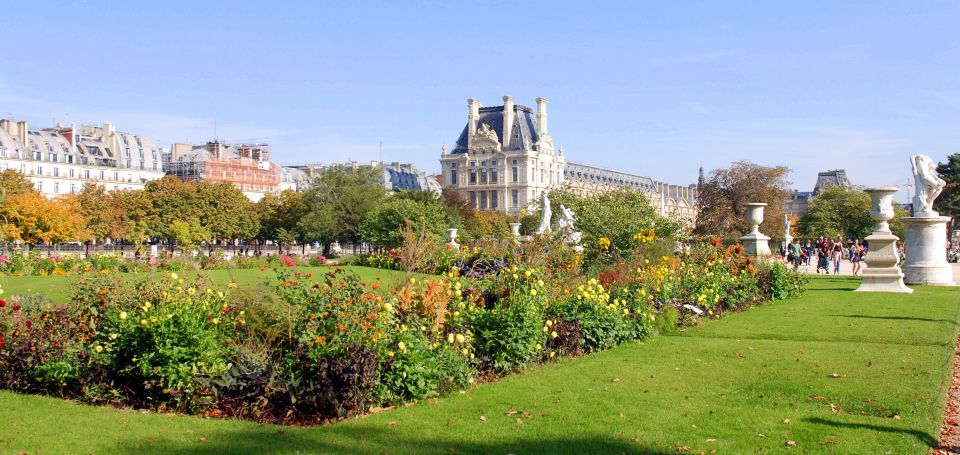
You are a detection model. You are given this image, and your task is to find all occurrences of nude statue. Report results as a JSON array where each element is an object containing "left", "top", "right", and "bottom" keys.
[{"left": 911, "top": 154, "right": 946, "bottom": 217}]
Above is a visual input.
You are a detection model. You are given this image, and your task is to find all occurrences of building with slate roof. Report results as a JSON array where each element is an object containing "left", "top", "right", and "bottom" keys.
[
  {"left": 0, "top": 118, "right": 165, "bottom": 197},
  {"left": 164, "top": 140, "right": 280, "bottom": 201},
  {"left": 439, "top": 96, "right": 698, "bottom": 222},
  {"left": 784, "top": 169, "right": 854, "bottom": 216},
  {"left": 441, "top": 96, "right": 564, "bottom": 216}
]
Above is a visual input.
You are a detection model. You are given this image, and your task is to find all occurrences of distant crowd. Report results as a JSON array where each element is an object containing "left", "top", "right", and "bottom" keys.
[{"left": 783, "top": 236, "right": 886, "bottom": 276}]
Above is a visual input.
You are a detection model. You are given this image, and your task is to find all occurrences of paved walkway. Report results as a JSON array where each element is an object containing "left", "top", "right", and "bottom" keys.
[{"left": 787, "top": 258, "right": 960, "bottom": 281}]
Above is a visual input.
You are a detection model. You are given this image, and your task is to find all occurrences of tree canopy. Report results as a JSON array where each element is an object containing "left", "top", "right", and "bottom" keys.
[
  {"left": 935, "top": 153, "right": 960, "bottom": 219},
  {"left": 695, "top": 161, "right": 791, "bottom": 239},
  {"left": 798, "top": 186, "right": 908, "bottom": 240}
]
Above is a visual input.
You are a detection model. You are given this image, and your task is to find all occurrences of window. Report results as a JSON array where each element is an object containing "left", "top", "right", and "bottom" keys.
[
  {"left": 468, "top": 191, "right": 477, "bottom": 208},
  {"left": 480, "top": 168, "right": 487, "bottom": 184},
  {"left": 70, "top": 184, "right": 76, "bottom": 194},
  {"left": 53, "top": 167, "right": 59, "bottom": 177},
  {"left": 481, "top": 160, "right": 487, "bottom": 166},
  {"left": 0, "top": 148, "right": 5, "bottom": 158},
  {"left": 490, "top": 190, "right": 498, "bottom": 209},
  {"left": 113, "top": 172, "right": 119, "bottom": 181},
  {"left": 139, "top": 149, "right": 144, "bottom": 160},
  {"left": 125, "top": 147, "right": 130, "bottom": 157},
  {"left": 37, "top": 165, "right": 43, "bottom": 175},
  {"left": 84, "top": 169, "right": 90, "bottom": 179},
  {"left": 54, "top": 182, "right": 59, "bottom": 194},
  {"left": 33, "top": 151, "right": 42, "bottom": 160},
  {"left": 512, "top": 165, "right": 518, "bottom": 182},
  {"left": 67, "top": 155, "right": 74, "bottom": 164},
  {"left": 479, "top": 191, "right": 488, "bottom": 209},
  {"left": 36, "top": 181, "right": 43, "bottom": 192},
  {"left": 86, "top": 146, "right": 99, "bottom": 155},
  {"left": 46, "top": 142, "right": 53, "bottom": 152},
  {"left": 69, "top": 168, "right": 75, "bottom": 178},
  {"left": 541, "top": 169, "right": 545, "bottom": 182},
  {"left": 469, "top": 169, "right": 477, "bottom": 184},
  {"left": 491, "top": 168, "right": 498, "bottom": 183},
  {"left": 99, "top": 170, "right": 105, "bottom": 180},
  {"left": 450, "top": 170, "right": 458, "bottom": 185},
  {"left": 512, "top": 190, "right": 519, "bottom": 207}
]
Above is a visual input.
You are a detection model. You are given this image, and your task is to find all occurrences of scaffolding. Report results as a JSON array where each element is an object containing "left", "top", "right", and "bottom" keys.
[{"left": 165, "top": 141, "right": 280, "bottom": 193}]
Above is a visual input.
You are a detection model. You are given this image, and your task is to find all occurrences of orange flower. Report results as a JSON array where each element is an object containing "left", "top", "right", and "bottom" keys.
[{"left": 315, "top": 336, "right": 325, "bottom": 345}]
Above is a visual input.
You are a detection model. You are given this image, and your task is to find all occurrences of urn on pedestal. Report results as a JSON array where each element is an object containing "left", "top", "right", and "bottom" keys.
[
  {"left": 740, "top": 203, "right": 771, "bottom": 256},
  {"left": 447, "top": 228, "right": 460, "bottom": 250},
  {"left": 855, "top": 187, "right": 912, "bottom": 293}
]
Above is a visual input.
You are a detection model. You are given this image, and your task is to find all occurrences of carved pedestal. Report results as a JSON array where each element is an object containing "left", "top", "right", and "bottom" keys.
[
  {"left": 902, "top": 216, "right": 955, "bottom": 286},
  {"left": 856, "top": 232, "right": 912, "bottom": 293},
  {"left": 740, "top": 203, "right": 771, "bottom": 256}
]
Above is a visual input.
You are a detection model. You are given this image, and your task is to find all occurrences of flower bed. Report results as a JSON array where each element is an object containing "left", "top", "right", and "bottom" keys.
[
  {"left": 0, "top": 251, "right": 326, "bottom": 276},
  {"left": 0, "top": 238, "right": 804, "bottom": 424}
]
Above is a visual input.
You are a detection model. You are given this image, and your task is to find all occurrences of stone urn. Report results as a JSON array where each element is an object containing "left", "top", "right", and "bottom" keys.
[
  {"left": 447, "top": 228, "right": 459, "bottom": 249},
  {"left": 508, "top": 222, "right": 521, "bottom": 238},
  {"left": 866, "top": 187, "right": 898, "bottom": 233},
  {"left": 744, "top": 203, "right": 767, "bottom": 235},
  {"left": 739, "top": 203, "right": 771, "bottom": 256},
  {"left": 856, "top": 187, "right": 912, "bottom": 293}
]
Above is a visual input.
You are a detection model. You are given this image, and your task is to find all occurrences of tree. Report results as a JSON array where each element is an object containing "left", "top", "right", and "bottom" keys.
[
  {"left": 547, "top": 186, "right": 681, "bottom": 260},
  {"left": 799, "top": 186, "right": 908, "bottom": 240},
  {"left": 0, "top": 169, "right": 35, "bottom": 196},
  {"left": 298, "top": 166, "right": 387, "bottom": 251},
  {"left": 170, "top": 218, "right": 210, "bottom": 255},
  {"left": 3, "top": 192, "right": 89, "bottom": 246},
  {"left": 359, "top": 197, "right": 448, "bottom": 249},
  {"left": 695, "top": 161, "right": 791, "bottom": 239},
  {"left": 258, "top": 190, "right": 308, "bottom": 252},
  {"left": 935, "top": 153, "right": 960, "bottom": 219}
]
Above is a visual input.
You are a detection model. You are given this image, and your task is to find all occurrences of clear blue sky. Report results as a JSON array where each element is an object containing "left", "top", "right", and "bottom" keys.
[{"left": 3, "top": 1, "right": 958, "bottom": 199}]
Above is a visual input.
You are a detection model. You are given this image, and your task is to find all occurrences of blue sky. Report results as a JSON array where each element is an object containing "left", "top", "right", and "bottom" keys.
[{"left": 3, "top": 1, "right": 958, "bottom": 199}]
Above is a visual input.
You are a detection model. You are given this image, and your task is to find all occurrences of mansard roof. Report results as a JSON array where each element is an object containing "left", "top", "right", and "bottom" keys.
[{"left": 450, "top": 105, "right": 541, "bottom": 154}]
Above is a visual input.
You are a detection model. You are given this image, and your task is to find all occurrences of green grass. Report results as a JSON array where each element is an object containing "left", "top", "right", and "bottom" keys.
[
  {"left": 1, "top": 277, "right": 958, "bottom": 454},
  {"left": 0, "top": 266, "right": 413, "bottom": 303}
]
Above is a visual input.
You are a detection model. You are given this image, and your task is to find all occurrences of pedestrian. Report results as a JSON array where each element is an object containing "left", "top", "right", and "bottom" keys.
[
  {"left": 831, "top": 236, "right": 844, "bottom": 274},
  {"left": 850, "top": 239, "right": 863, "bottom": 276},
  {"left": 817, "top": 237, "right": 830, "bottom": 274},
  {"left": 803, "top": 240, "right": 813, "bottom": 266},
  {"left": 789, "top": 238, "right": 803, "bottom": 271}
]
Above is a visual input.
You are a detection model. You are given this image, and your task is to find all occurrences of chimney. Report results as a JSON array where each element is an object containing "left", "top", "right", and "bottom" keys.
[
  {"left": 467, "top": 98, "right": 480, "bottom": 144},
  {"left": 536, "top": 97, "right": 548, "bottom": 136},
  {"left": 16, "top": 120, "right": 27, "bottom": 148},
  {"left": 502, "top": 95, "right": 515, "bottom": 148},
  {"left": 103, "top": 121, "right": 114, "bottom": 135}
]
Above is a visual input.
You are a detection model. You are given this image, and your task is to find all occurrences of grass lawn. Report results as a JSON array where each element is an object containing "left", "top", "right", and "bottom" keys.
[
  {"left": 0, "top": 266, "right": 414, "bottom": 303},
  {"left": 1, "top": 276, "right": 958, "bottom": 454}
]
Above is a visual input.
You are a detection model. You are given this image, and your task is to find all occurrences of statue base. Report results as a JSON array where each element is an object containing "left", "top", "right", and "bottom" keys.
[
  {"left": 740, "top": 232, "right": 771, "bottom": 256},
  {"left": 902, "top": 216, "right": 955, "bottom": 286},
  {"left": 855, "top": 231, "right": 913, "bottom": 293}
]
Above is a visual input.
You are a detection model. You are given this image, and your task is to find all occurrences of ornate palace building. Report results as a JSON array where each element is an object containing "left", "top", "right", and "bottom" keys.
[
  {"left": 439, "top": 96, "right": 697, "bottom": 222},
  {"left": 0, "top": 119, "right": 165, "bottom": 197}
]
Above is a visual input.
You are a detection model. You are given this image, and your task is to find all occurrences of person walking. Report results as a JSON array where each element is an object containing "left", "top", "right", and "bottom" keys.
[
  {"left": 789, "top": 238, "right": 803, "bottom": 271},
  {"left": 831, "top": 236, "right": 844, "bottom": 274},
  {"left": 803, "top": 240, "right": 813, "bottom": 266},
  {"left": 850, "top": 239, "right": 863, "bottom": 276},
  {"left": 817, "top": 237, "right": 830, "bottom": 274}
]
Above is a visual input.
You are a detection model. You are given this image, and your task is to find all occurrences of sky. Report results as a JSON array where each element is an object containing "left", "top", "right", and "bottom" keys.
[{"left": 2, "top": 1, "right": 958, "bottom": 201}]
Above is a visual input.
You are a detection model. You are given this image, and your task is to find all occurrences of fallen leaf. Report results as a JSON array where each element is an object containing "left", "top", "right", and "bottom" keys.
[
  {"left": 893, "top": 415, "right": 902, "bottom": 420},
  {"left": 757, "top": 434, "right": 766, "bottom": 438},
  {"left": 828, "top": 373, "right": 846, "bottom": 378},
  {"left": 830, "top": 403, "right": 842, "bottom": 414},
  {"left": 611, "top": 377, "right": 621, "bottom": 383},
  {"left": 447, "top": 448, "right": 456, "bottom": 453},
  {"left": 619, "top": 412, "right": 625, "bottom": 418},
  {"left": 706, "top": 438, "right": 717, "bottom": 442},
  {"left": 386, "top": 421, "right": 398, "bottom": 426},
  {"left": 818, "top": 441, "right": 840, "bottom": 445},
  {"left": 515, "top": 417, "right": 523, "bottom": 425},
  {"left": 785, "top": 440, "right": 797, "bottom": 447},
  {"left": 479, "top": 415, "right": 487, "bottom": 422},
  {"left": 506, "top": 410, "right": 518, "bottom": 416},
  {"left": 677, "top": 446, "right": 691, "bottom": 453},
  {"left": 198, "top": 436, "right": 207, "bottom": 442},
  {"left": 809, "top": 395, "right": 827, "bottom": 401},
  {"left": 782, "top": 418, "right": 791, "bottom": 424}
]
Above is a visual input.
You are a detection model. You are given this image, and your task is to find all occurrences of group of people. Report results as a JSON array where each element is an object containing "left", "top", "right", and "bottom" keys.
[{"left": 784, "top": 236, "right": 867, "bottom": 275}]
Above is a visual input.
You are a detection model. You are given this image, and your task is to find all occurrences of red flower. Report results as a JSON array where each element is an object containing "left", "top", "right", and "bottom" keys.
[
  {"left": 12, "top": 304, "right": 21, "bottom": 311},
  {"left": 220, "top": 307, "right": 229, "bottom": 313},
  {"left": 24, "top": 320, "right": 32, "bottom": 329},
  {"left": 0, "top": 299, "right": 5, "bottom": 308}
]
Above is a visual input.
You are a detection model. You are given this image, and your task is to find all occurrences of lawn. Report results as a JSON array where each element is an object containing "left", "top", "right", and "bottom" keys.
[
  {"left": 1, "top": 276, "right": 957, "bottom": 454},
  {"left": 0, "top": 266, "right": 414, "bottom": 303}
]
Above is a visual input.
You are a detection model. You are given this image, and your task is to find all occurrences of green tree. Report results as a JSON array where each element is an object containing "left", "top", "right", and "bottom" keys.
[
  {"left": 935, "top": 153, "right": 960, "bottom": 218},
  {"left": 695, "top": 161, "right": 791, "bottom": 239},
  {"left": 359, "top": 197, "right": 448, "bottom": 248},
  {"left": 547, "top": 186, "right": 680, "bottom": 261},
  {"left": 298, "top": 166, "right": 387, "bottom": 252},
  {"left": 258, "top": 190, "right": 309, "bottom": 252},
  {"left": 798, "top": 186, "right": 908, "bottom": 240},
  {"left": 170, "top": 218, "right": 210, "bottom": 254}
]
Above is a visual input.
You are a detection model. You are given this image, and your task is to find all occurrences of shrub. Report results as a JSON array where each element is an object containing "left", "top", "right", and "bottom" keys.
[{"left": 469, "top": 267, "right": 548, "bottom": 372}]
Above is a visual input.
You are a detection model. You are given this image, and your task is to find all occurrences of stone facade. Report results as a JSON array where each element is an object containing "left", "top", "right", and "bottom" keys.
[
  {"left": 0, "top": 119, "right": 165, "bottom": 197},
  {"left": 440, "top": 96, "right": 563, "bottom": 216},
  {"left": 439, "top": 96, "right": 697, "bottom": 222},
  {"left": 784, "top": 169, "right": 854, "bottom": 216},
  {"left": 164, "top": 141, "right": 280, "bottom": 202}
]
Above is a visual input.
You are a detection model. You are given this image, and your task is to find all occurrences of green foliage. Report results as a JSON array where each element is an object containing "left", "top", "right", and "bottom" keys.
[
  {"left": 298, "top": 166, "right": 387, "bottom": 247},
  {"left": 359, "top": 197, "right": 449, "bottom": 248},
  {"left": 695, "top": 160, "right": 792, "bottom": 239},
  {"left": 468, "top": 267, "right": 548, "bottom": 372},
  {"left": 799, "top": 186, "right": 908, "bottom": 240},
  {"left": 170, "top": 218, "right": 210, "bottom": 253},
  {"left": 935, "top": 153, "right": 960, "bottom": 218}
]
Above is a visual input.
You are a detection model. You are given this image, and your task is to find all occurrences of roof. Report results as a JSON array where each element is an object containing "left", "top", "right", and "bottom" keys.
[{"left": 451, "top": 105, "right": 541, "bottom": 154}]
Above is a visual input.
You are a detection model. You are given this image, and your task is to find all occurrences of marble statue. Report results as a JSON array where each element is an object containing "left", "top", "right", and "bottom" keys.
[
  {"left": 557, "top": 205, "right": 576, "bottom": 232},
  {"left": 784, "top": 215, "right": 791, "bottom": 235},
  {"left": 535, "top": 192, "right": 552, "bottom": 234},
  {"left": 911, "top": 154, "right": 946, "bottom": 217}
]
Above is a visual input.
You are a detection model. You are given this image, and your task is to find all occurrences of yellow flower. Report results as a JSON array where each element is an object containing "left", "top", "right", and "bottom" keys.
[
  {"left": 227, "top": 282, "right": 237, "bottom": 289},
  {"left": 94, "top": 345, "right": 103, "bottom": 353},
  {"left": 397, "top": 341, "right": 407, "bottom": 352},
  {"left": 537, "top": 279, "right": 544, "bottom": 287},
  {"left": 383, "top": 302, "right": 394, "bottom": 313},
  {"left": 119, "top": 311, "right": 127, "bottom": 320},
  {"left": 140, "top": 319, "right": 148, "bottom": 327},
  {"left": 461, "top": 348, "right": 468, "bottom": 355},
  {"left": 546, "top": 320, "right": 553, "bottom": 327},
  {"left": 551, "top": 331, "right": 558, "bottom": 339},
  {"left": 109, "top": 333, "right": 118, "bottom": 340},
  {"left": 455, "top": 333, "right": 466, "bottom": 343},
  {"left": 530, "top": 289, "right": 538, "bottom": 297},
  {"left": 212, "top": 318, "right": 220, "bottom": 324},
  {"left": 535, "top": 343, "right": 542, "bottom": 350},
  {"left": 448, "top": 333, "right": 455, "bottom": 344},
  {"left": 169, "top": 272, "right": 179, "bottom": 281},
  {"left": 524, "top": 270, "right": 532, "bottom": 277},
  {"left": 409, "top": 277, "right": 416, "bottom": 284},
  {"left": 217, "top": 291, "right": 225, "bottom": 299}
]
